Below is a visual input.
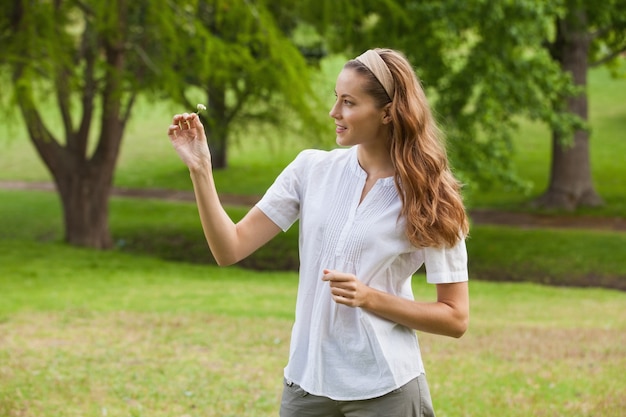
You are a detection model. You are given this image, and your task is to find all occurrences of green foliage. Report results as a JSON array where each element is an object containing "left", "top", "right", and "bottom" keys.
[
  {"left": 298, "top": 0, "right": 626, "bottom": 195},
  {"left": 587, "top": 0, "right": 626, "bottom": 76},
  {"left": 161, "top": 0, "right": 328, "bottom": 166},
  {"left": 1, "top": 0, "right": 182, "bottom": 118},
  {"left": 2, "top": 0, "right": 624, "bottom": 204},
  {"left": 469, "top": 67, "right": 626, "bottom": 215},
  {"left": 0, "top": 0, "right": 336, "bottom": 246}
]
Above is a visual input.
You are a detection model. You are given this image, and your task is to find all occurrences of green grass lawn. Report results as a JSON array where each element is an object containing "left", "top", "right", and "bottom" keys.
[{"left": 1, "top": 238, "right": 624, "bottom": 417}]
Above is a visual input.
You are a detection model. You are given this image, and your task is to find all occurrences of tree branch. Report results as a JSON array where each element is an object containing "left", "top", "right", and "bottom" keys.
[
  {"left": 589, "top": 26, "right": 611, "bottom": 40},
  {"left": 590, "top": 46, "right": 626, "bottom": 67},
  {"left": 122, "top": 93, "right": 137, "bottom": 126},
  {"left": 56, "top": 68, "right": 74, "bottom": 145},
  {"left": 226, "top": 82, "right": 250, "bottom": 125},
  {"left": 77, "top": 21, "right": 97, "bottom": 157},
  {"left": 13, "top": 64, "right": 64, "bottom": 175},
  {"left": 52, "top": 1, "right": 74, "bottom": 152}
]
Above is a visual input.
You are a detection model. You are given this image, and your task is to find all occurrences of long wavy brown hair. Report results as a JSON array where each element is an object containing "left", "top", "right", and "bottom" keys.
[{"left": 345, "top": 48, "right": 469, "bottom": 248}]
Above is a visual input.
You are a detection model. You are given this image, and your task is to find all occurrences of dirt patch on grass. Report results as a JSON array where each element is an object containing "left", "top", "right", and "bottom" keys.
[
  {"left": 3, "top": 180, "right": 625, "bottom": 232},
  {"left": 470, "top": 208, "right": 626, "bottom": 232}
]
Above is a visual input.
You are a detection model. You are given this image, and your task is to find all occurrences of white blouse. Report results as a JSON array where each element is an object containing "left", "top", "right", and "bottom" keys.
[{"left": 256, "top": 146, "right": 468, "bottom": 401}]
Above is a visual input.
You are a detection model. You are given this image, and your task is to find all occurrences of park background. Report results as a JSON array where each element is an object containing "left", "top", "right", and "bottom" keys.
[{"left": 1, "top": 1, "right": 625, "bottom": 416}]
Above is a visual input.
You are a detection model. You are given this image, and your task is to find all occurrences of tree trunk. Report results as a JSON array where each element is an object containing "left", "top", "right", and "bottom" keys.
[
  {"left": 535, "top": 8, "right": 603, "bottom": 210},
  {"left": 18, "top": 115, "right": 119, "bottom": 249},
  {"left": 55, "top": 164, "right": 115, "bottom": 249},
  {"left": 13, "top": 5, "right": 128, "bottom": 249},
  {"left": 17, "top": 102, "right": 122, "bottom": 249},
  {"left": 206, "top": 83, "right": 229, "bottom": 169}
]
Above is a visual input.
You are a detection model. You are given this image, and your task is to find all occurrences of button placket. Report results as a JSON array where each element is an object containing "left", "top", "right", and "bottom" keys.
[{"left": 335, "top": 177, "right": 371, "bottom": 256}]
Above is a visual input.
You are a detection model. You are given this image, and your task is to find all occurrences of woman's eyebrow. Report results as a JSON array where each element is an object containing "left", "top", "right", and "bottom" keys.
[{"left": 334, "top": 91, "right": 356, "bottom": 99}]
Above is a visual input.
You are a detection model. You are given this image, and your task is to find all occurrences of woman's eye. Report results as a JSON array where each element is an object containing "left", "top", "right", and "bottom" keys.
[{"left": 343, "top": 100, "right": 352, "bottom": 105}]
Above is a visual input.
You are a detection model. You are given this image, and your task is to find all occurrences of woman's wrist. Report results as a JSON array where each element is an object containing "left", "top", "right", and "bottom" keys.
[{"left": 188, "top": 159, "right": 213, "bottom": 175}]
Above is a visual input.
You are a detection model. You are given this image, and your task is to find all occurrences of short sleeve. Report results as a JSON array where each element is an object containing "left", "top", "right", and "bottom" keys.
[
  {"left": 255, "top": 150, "right": 314, "bottom": 232},
  {"left": 423, "top": 238, "right": 468, "bottom": 284}
]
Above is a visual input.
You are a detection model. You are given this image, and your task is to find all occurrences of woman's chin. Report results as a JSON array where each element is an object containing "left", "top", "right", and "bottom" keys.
[{"left": 335, "top": 136, "right": 352, "bottom": 147}]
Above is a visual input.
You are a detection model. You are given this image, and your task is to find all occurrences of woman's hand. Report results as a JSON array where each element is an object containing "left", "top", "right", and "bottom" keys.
[
  {"left": 322, "top": 269, "right": 372, "bottom": 308},
  {"left": 167, "top": 112, "right": 211, "bottom": 171},
  {"left": 322, "top": 268, "right": 469, "bottom": 337}
]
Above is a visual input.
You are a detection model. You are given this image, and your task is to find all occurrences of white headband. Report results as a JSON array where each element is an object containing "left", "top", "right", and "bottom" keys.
[{"left": 355, "top": 49, "right": 395, "bottom": 99}]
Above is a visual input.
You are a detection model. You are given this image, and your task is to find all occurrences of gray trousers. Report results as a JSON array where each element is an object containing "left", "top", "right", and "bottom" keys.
[{"left": 279, "top": 374, "right": 436, "bottom": 417}]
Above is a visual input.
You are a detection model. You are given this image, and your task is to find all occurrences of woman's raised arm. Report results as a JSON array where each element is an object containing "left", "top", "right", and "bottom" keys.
[{"left": 167, "top": 112, "right": 281, "bottom": 265}]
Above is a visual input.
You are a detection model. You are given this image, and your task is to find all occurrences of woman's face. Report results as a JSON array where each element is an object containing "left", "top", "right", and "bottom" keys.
[{"left": 329, "top": 68, "right": 389, "bottom": 148}]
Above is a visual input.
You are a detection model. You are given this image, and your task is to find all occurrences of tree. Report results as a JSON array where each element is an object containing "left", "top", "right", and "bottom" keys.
[
  {"left": 536, "top": 0, "right": 626, "bottom": 210},
  {"left": 170, "top": 0, "right": 324, "bottom": 169},
  {"left": 0, "top": 0, "right": 175, "bottom": 249},
  {"left": 298, "top": 0, "right": 571, "bottom": 192},
  {"left": 0, "top": 0, "right": 323, "bottom": 249},
  {"left": 298, "top": 0, "right": 625, "bottom": 209}
]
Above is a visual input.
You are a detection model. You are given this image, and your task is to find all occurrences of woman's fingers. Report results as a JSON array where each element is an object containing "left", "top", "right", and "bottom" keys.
[
  {"left": 170, "top": 113, "right": 198, "bottom": 131},
  {"left": 322, "top": 270, "right": 354, "bottom": 283},
  {"left": 168, "top": 113, "right": 204, "bottom": 140},
  {"left": 323, "top": 270, "right": 356, "bottom": 295},
  {"left": 322, "top": 269, "right": 372, "bottom": 307}
]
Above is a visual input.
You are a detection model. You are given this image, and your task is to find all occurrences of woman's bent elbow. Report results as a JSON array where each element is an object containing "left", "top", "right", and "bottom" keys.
[
  {"left": 451, "top": 316, "right": 469, "bottom": 338},
  {"left": 213, "top": 252, "right": 240, "bottom": 267}
]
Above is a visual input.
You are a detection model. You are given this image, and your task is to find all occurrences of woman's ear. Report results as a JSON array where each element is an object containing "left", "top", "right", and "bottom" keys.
[{"left": 382, "top": 104, "right": 392, "bottom": 124}]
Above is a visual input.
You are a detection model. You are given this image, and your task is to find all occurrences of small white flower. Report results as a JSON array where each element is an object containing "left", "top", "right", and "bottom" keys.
[{"left": 196, "top": 103, "right": 207, "bottom": 113}]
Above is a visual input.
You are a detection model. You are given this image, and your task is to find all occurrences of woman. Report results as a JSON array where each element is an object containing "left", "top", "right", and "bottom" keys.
[{"left": 167, "top": 48, "right": 469, "bottom": 417}]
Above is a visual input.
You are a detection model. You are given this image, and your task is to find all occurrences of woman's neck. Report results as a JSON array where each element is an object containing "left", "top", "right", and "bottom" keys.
[{"left": 356, "top": 144, "right": 395, "bottom": 179}]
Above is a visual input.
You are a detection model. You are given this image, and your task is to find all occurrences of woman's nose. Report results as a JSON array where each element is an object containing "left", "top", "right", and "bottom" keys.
[{"left": 329, "top": 102, "right": 339, "bottom": 119}]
